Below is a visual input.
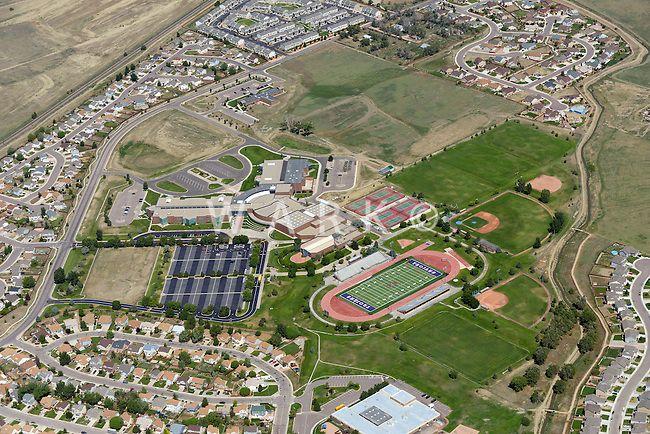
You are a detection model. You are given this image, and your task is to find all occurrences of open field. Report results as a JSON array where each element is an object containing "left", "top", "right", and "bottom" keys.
[
  {"left": 492, "top": 275, "right": 549, "bottom": 327},
  {"left": 390, "top": 121, "right": 575, "bottom": 208},
  {"left": 240, "top": 145, "right": 281, "bottom": 165},
  {"left": 84, "top": 247, "right": 159, "bottom": 304},
  {"left": 402, "top": 311, "right": 530, "bottom": 382},
  {"left": 587, "top": 80, "right": 650, "bottom": 251},
  {"left": 0, "top": 0, "right": 202, "bottom": 141},
  {"left": 253, "top": 43, "right": 520, "bottom": 164},
  {"left": 315, "top": 305, "right": 536, "bottom": 432},
  {"left": 274, "top": 134, "right": 331, "bottom": 155},
  {"left": 457, "top": 193, "right": 551, "bottom": 254},
  {"left": 111, "top": 110, "right": 240, "bottom": 178}
]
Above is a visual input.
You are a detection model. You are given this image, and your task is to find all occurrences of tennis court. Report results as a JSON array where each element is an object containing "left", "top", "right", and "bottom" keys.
[{"left": 338, "top": 258, "right": 445, "bottom": 312}]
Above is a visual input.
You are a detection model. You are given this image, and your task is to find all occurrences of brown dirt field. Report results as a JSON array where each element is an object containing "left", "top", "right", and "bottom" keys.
[
  {"left": 397, "top": 239, "right": 415, "bottom": 249},
  {"left": 473, "top": 211, "right": 500, "bottom": 234},
  {"left": 111, "top": 109, "right": 241, "bottom": 178},
  {"left": 84, "top": 247, "right": 159, "bottom": 304},
  {"left": 529, "top": 174, "right": 563, "bottom": 193},
  {"left": 290, "top": 252, "right": 310, "bottom": 264},
  {"left": 0, "top": 0, "right": 202, "bottom": 140},
  {"left": 476, "top": 289, "right": 509, "bottom": 310}
]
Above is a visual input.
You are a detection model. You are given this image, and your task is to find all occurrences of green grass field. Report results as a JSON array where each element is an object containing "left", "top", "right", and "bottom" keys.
[
  {"left": 390, "top": 121, "right": 575, "bottom": 207},
  {"left": 462, "top": 215, "right": 488, "bottom": 230},
  {"left": 257, "top": 44, "right": 520, "bottom": 164},
  {"left": 156, "top": 180, "right": 187, "bottom": 193},
  {"left": 240, "top": 145, "right": 281, "bottom": 166},
  {"left": 402, "top": 311, "right": 530, "bottom": 382},
  {"left": 493, "top": 275, "right": 548, "bottom": 327},
  {"left": 339, "top": 258, "right": 444, "bottom": 312},
  {"left": 274, "top": 134, "right": 331, "bottom": 155},
  {"left": 314, "top": 304, "right": 536, "bottom": 432},
  {"left": 218, "top": 155, "right": 244, "bottom": 170},
  {"left": 457, "top": 193, "right": 551, "bottom": 253}
]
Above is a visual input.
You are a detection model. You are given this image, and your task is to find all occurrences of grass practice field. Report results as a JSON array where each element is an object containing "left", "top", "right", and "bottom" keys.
[
  {"left": 254, "top": 44, "right": 519, "bottom": 164},
  {"left": 84, "top": 247, "right": 159, "bottom": 304},
  {"left": 458, "top": 193, "right": 551, "bottom": 253},
  {"left": 494, "top": 275, "right": 548, "bottom": 327},
  {"left": 390, "top": 121, "right": 575, "bottom": 207},
  {"left": 339, "top": 258, "right": 444, "bottom": 312},
  {"left": 402, "top": 311, "right": 529, "bottom": 382},
  {"left": 112, "top": 110, "right": 240, "bottom": 178}
]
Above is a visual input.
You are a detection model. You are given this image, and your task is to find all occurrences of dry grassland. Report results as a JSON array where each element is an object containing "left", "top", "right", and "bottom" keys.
[
  {"left": 0, "top": 0, "right": 201, "bottom": 139},
  {"left": 84, "top": 247, "right": 159, "bottom": 304}
]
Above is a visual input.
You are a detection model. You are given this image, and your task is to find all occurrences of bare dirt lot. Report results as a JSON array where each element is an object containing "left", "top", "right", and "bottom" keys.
[
  {"left": 530, "top": 174, "right": 563, "bottom": 193},
  {"left": 0, "top": 0, "right": 201, "bottom": 140},
  {"left": 84, "top": 247, "right": 159, "bottom": 304},
  {"left": 110, "top": 109, "right": 242, "bottom": 178}
]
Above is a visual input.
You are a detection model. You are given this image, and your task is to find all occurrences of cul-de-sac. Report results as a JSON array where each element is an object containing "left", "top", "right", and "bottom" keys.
[{"left": 0, "top": 0, "right": 648, "bottom": 433}]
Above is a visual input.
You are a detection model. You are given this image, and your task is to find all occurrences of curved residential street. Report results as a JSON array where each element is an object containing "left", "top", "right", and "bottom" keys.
[
  {"left": 17, "top": 330, "right": 294, "bottom": 434},
  {"left": 608, "top": 258, "right": 650, "bottom": 433}
]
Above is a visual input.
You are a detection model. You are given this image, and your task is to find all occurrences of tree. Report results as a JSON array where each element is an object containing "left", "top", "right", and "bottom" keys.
[
  {"left": 533, "top": 237, "right": 541, "bottom": 249},
  {"left": 548, "top": 211, "right": 566, "bottom": 234},
  {"left": 22, "top": 276, "right": 36, "bottom": 289},
  {"left": 530, "top": 390, "right": 543, "bottom": 404},
  {"left": 59, "top": 352, "right": 71, "bottom": 366},
  {"left": 112, "top": 300, "right": 122, "bottom": 310},
  {"left": 109, "top": 416, "right": 124, "bottom": 431},
  {"left": 533, "top": 347, "right": 549, "bottom": 365},
  {"left": 239, "top": 387, "right": 251, "bottom": 396},
  {"left": 539, "top": 189, "right": 551, "bottom": 203},
  {"left": 545, "top": 364, "right": 558, "bottom": 378},
  {"left": 524, "top": 366, "right": 540, "bottom": 386},
  {"left": 288, "top": 265, "right": 297, "bottom": 278},
  {"left": 553, "top": 379, "right": 567, "bottom": 394},
  {"left": 53, "top": 267, "right": 66, "bottom": 284},
  {"left": 232, "top": 234, "right": 249, "bottom": 244},
  {"left": 508, "top": 376, "right": 528, "bottom": 392},
  {"left": 558, "top": 364, "right": 575, "bottom": 381}
]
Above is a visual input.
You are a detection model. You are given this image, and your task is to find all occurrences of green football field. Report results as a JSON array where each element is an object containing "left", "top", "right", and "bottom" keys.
[{"left": 339, "top": 258, "right": 444, "bottom": 312}]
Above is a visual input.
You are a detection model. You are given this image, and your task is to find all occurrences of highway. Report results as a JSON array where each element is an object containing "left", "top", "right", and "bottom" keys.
[{"left": 608, "top": 258, "right": 650, "bottom": 433}]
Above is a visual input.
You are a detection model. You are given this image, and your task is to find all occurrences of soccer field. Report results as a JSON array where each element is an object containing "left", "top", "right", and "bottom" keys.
[{"left": 339, "top": 258, "right": 444, "bottom": 312}]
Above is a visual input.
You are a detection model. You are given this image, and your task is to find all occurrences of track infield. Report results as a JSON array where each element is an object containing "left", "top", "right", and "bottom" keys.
[
  {"left": 321, "top": 243, "right": 460, "bottom": 322},
  {"left": 402, "top": 311, "right": 529, "bottom": 382},
  {"left": 338, "top": 258, "right": 445, "bottom": 313}
]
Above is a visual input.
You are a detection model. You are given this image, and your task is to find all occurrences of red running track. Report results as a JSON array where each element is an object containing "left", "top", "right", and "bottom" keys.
[{"left": 321, "top": 243, "right": 460, "bottom": 322}]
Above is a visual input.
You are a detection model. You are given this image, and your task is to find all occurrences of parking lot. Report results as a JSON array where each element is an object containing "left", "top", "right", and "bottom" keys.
[
  {"left": 321, "top": 157, "right": 356, "bottom": 193},
  {"left": 108, "top": 182, "right": 146, "bottom": 227},
  {"left": 161, "top": 276, "right": 245, "bottom": 315},
  {"left": 170, "top": 244, "right": 251, "bottom": 276}
]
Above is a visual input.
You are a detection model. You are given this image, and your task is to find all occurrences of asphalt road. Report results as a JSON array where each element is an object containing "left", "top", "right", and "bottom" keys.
[
  {"left": 608, "top": 257, "right": 650, "bottom": 433},
  {"left": 452, "top": 1, "right": 598, "bottom": 110},
  {"left": 19, "top": 329, "right": 294, "bottom": 433}
]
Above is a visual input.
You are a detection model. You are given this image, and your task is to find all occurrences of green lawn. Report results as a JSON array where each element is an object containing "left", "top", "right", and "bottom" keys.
[
  {"left": 274, "top": 134, "right": 331, "bottom": 155},
  {"left": 219, "top": 155, "right": 244, "bottom": 170},
  {"left": 402, "top": 311, "right": 530, "bottom": 382},
  {"left": 493, "top": 275, "right": 548, "bottom": 327},
  {"left": 260, "top": 44, "right": 521, "bottom": 164},
  {"left": 240, "top": 145, "right": 281, "bottom": 166},
  {"left": 390, "top": 121, "right": 575, "bottom": 208},
  {"left": 457, "top": 192, "right": 551, "bottom": 253},
  {"left": 315, "top": 305, "right": 534, "bottom": 432},
  {"left": 156, "top": 180, "right": 187, "bottom": 193}
]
